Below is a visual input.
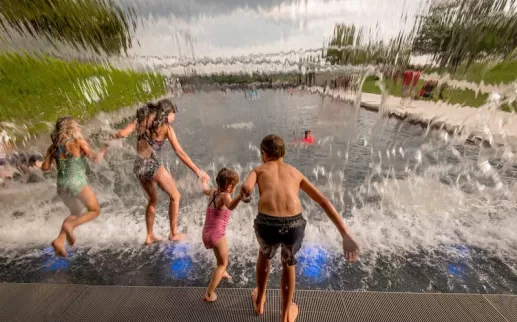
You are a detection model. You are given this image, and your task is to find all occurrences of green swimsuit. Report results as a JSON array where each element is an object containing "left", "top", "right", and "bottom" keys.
[{"left": 55, "top": 138, "right": 88, "bottom": 197}]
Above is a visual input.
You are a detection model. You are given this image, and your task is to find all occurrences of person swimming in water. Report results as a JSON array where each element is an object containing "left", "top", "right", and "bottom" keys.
[
  {"left": 301, "top": 130, "right": 314, "bottom": 144},
  {"left": 41, "top": 116, "right": 108, "bottom": 257},
  {"left": 112, "top": 99, "right": 209, "bottom": 244},
  {"left": 293, "top": 130, "right": 315, "bottom": 145}
]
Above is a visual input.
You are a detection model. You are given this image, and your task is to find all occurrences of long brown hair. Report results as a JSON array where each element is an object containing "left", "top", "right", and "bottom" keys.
[{"left": 136, "top": 100, "right": 175, "bottom": 137}]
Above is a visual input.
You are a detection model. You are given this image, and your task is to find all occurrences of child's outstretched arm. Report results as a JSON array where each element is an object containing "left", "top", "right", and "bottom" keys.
[
  {"left": 78, "top": 138, "right": 108, "bottom": 163},
  {"left": 300, "top": 175, "right": 360, "bottom": 263},
  {"left": 111, "top": 120, "right": 136, "bottom": 139},
  {"left": 41, "top": 145, "right": 56, "bottom": 172},
  {"left": 222, "top": 192, "right": 242, "bottom": 211},
  {"left": 167, "top": 125, "right": 209, "bottom": 181},
  {"left": 240, "top": 169, "right": 257, "bottom": 199}
]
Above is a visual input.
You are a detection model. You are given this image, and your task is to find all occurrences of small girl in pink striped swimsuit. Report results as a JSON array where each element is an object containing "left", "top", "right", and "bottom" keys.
[{"left": 201, "top": 168, "right": 249, "bottom": 302}]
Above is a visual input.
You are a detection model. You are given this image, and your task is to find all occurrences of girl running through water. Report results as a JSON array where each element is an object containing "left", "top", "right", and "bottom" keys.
[
  {"left": 113, "top": 99, "right": 209, "bottom": 244},
  {"left": 200, "top": 168, "right": 249, "bottom": 302},
  {"left": 41, "top": 117, "right": 108, "bottom": 257}
]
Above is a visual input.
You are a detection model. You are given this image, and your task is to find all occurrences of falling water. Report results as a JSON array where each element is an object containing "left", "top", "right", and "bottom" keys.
[{"left": 1, "top": 0, "right": 517, "bottom": 293}]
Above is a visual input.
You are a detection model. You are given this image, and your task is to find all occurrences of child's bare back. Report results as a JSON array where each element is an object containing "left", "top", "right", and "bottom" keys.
[
  {"left": 242, "top": 134, "right": 359, "bottom": 322},
  {"left": 253, "top": 161, "right": 303, "bottom": 218}
]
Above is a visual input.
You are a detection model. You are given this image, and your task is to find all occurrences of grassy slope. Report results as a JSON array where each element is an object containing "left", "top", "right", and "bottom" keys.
[
  {"left": 430, "top": 60, "right": 517, "bottom": 85},
  {"left": 0, "top": 53, "right": 166, "bottom": 135},
  {"left": 362, "top": 59, "right": 517, "bottom": 110},
  {"left": 362, "top": 76, "right": 490, "bottom": 108}
]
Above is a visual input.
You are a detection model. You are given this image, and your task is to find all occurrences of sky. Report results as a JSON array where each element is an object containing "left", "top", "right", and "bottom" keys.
[
  {"left": 114, "top": 0, "right": 431, "bottom": 74},
  {"left": 0, "top": 0, "right": 432, "bottom": 74}
]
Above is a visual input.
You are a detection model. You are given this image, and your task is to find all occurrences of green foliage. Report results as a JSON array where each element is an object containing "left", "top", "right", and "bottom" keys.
[
  {"left": 0, "top": 53, "right": 165, "bottom": 134},
  {"left": 0, "top": 0, "right": 135, "bottom": 55},
  {"left": 413, "top": 0, "right": 517, "bottom": 72}
]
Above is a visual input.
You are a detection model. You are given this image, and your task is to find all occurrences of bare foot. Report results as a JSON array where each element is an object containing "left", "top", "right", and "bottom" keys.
[
  {"left": 62, "top": 222, "right": 76, "bottom": 246},
  {"left": 251, "top": 288, "right": 266, "bottom": 315},
  {"left": 203, "top": 291, "right": 217, "bottom": 302},
  {"left": 168, "top": 232, "right": 186, "bottom": 241},
  {"left": 287, "top": 303, "right": 299, "bottom": 322},
  {"left": 144, "top": 234, "right": 162, "bottom": 245},
  {"left": 51, "top": 238, "right": 67, "bottom": 257},
  {"left": 222, "top": 271, "right": 232, "bottom": 280}
]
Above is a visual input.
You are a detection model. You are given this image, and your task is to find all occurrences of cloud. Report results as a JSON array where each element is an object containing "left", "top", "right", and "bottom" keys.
[
  {"left": 117, "top": 0, "right": 286, "bottom": 20},
  {"left": 122, "top": 0, "right": 430, "bottom": 72}
]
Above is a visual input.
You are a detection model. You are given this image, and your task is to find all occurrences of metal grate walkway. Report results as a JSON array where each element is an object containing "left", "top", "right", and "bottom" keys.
[{"left": 0, "top": 283, "right": 516, "bottom": 322}]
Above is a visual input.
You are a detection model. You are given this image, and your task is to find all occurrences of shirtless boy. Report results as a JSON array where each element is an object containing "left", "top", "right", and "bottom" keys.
[{"left": 240, "top": 134, "right": 359, "bottom": 322}]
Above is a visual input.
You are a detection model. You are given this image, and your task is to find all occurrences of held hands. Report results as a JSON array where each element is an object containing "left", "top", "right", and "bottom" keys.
[
  {"left": 239, "top": 191, "right": 251, "bottom": 203},
  {"left": 196, "top": 170, "right": 210, "bottom": 182},
  {"left": 342, "top": 233, "right": 360, "bottom": 264}
]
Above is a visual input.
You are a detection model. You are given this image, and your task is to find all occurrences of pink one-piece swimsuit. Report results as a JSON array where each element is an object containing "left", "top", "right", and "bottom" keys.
[{"left": 202, "top": 192, "right": 232, "bottom": 249}]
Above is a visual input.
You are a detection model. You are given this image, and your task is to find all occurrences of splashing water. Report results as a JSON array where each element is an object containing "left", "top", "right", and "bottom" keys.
[{"left": 0, "top": 90, "right": 516, "bottom": 293}]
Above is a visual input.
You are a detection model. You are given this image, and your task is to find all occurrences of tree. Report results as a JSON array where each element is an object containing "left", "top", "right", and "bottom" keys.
[
  {"left": 0, "top": 0, "right": 135, "bottom": 55},
  {"left": 413, "top": 0, "right": 517, "bottom": 72}
]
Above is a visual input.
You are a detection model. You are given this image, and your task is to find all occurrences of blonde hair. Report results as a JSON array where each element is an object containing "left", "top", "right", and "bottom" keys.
[{"left": 51, "top": 116, "right": 81, "bottom": 148}]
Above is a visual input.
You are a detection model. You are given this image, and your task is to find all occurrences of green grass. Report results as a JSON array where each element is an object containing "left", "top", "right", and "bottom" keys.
[
  {"left": 439, "top": 87, "right": 489, "bottom": 107},
  {"left": 362, "top": 76, "right": 492, "bottom": 108},
  {"left": 0, "top": 53, "right": 166, "bottom": 135},
  {"left": 427, "top": 60, "right": 517, "bottom": 85},
  {"left": 362, "top": 77, "right": 425, "bottom": 96}
]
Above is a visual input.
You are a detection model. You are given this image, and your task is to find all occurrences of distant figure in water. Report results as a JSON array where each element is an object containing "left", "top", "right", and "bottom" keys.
[
  {"left": 294, "top": 130, "right": 315, "bottom": 145},
  {"left": 111, "top": 99, "right": 209, "bottom": 244},
  {"left": 301, "top": 130, "right": 314, "bottom": 144},
  {"left": 42, "top": 117, "right": 108, "bottom": 257},
  {"left": 201, "top": 168, "right": 249, "bottom": 302}
]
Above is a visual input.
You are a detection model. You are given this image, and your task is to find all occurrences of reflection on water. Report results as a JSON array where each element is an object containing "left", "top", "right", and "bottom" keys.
[{"left": 1, "top": 0, "right": 517, "bottom": 294}]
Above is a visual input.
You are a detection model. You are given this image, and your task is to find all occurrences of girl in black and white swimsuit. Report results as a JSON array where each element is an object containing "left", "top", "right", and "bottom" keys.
[{"left": 111, "top": 99, "right": 209, "bottom": 245}]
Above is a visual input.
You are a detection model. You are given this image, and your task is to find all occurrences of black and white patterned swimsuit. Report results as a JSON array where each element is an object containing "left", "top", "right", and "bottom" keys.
[{"left": 133, "top": 131, "right": 166, "bottom": 181}]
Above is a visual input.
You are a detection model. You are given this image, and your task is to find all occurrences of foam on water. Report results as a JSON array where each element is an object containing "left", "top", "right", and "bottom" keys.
[
  {"left": 297, "top": 105, "right": 319, "bottom": 110},
  {"left": 223, "top": 122, "right": 254, "bottom": 130}
]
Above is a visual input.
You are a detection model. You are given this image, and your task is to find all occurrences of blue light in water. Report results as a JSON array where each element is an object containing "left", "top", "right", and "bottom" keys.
[
  {"left": 447, "top": 244, "right": 470, "bottom": 280},
  {"left": 170, "top": 259, "right": 192, "bottom": 279},
  {"left": 296, "top": 245, "right": 328, "bottom": 282},
  {"left": 163, "top": 243, "right": 192, "bottom": 279},
  {"left": 448, "top": 263, "right": 466, "bottom": 276},
  {"left": 40, "top": 247, "right": 72, "bottom": 272}
]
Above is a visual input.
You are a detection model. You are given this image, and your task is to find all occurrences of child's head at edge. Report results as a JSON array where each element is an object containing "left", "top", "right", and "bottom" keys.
[
  {"left": 216, "top": 168, "right": 239, "bottom": 193},
  {"left": 51, "top": 116, "right": 81, "bottom": 147},
  {"left": 260, "top": 134, "right": 285, "bottom": 163}
]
